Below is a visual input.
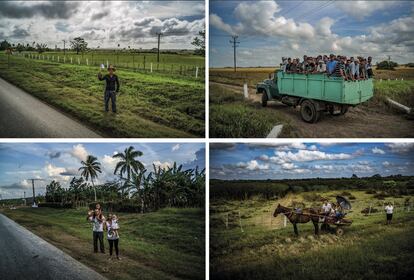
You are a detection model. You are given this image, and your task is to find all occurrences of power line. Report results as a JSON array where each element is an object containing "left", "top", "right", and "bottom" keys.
[{"left": 229, "top": 35, "right": 240, "bottom": 72}]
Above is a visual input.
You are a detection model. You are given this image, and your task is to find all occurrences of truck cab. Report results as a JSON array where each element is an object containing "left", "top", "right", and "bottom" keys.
[{"left": 256, "top": 70, "right": 279, "bottom": 106}]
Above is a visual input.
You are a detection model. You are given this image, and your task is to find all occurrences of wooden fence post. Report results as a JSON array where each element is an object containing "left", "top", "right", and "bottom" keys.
[
  {"left": 284, "top": 216, "right": 287, "bottom": 227},
  {"left": 239, "top": 211, "right": 244, "bottom": 233}
]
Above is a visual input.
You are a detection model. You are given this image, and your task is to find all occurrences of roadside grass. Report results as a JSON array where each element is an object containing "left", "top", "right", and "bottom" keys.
[
  {"left": 1, "top": 207, "right": 205, "bottom": 280},
  {"left": 372, "top": 80, "right": 414, "bottom": 108},
  {"left": 209, "top": 84, "right": 295, "bottom": 138},
  {"left": 210, "top": 190, "right": 414, "bottom": 280},
  {"left": 0, "top": 54, "right": 204, "bottom": 137}
]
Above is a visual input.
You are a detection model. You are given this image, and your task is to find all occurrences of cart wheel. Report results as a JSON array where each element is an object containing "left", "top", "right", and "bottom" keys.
[
  {"left": 300, "top": 100, "right": 320, "bottom": 123},
  {"left": 261, "top": 92, "right": 268, "bottom": 107},
  {"left": 335, "top": 227, "right": 344, "bottom": 236}
]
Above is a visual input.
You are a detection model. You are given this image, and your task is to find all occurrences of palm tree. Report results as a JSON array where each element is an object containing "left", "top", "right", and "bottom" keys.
[
  {"left": 113, "top": 146, "right": 144, "bottom": 196},
  {"left": 79, "top": 155, "right": 102, "bottom": 201}
]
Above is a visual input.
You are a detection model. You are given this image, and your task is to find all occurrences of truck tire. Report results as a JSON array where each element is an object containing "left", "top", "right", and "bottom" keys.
[
  {"left": 261, "top": 92, "right": 268, "bottom": 107},
  {"left": 300, "top": 100, "right": 320, "bottom": 123}
]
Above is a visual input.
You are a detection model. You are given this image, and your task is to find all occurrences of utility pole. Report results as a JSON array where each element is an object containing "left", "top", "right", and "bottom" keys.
[
  {"left": 388, "top": 55, "right": 391, "bottom": 69},
  {"left": 156, "top": 32, "right": 163, "bottom": 63},
  {"left": 63, "top": 40, "right": 66, "bottom": 55},
  {"left": 229, "top": 35, "right": 240, "bottom": 72},
  {"left": 27, "top": 178, "right": 43, "bottom": 207}
]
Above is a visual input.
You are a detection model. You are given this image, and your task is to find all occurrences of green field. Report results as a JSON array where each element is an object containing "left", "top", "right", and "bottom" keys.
[
  {"left": 1, "top": 207, "right": 205, "bottom": 280},
  {"left": 0, "top": 53, "right": 205, "bottom": 137},
  {"left": 21, "top": 51, "right": 205, "bottom": 76},
  {"left": 210, "top": 189, "right": 414, "bottom": 280}
]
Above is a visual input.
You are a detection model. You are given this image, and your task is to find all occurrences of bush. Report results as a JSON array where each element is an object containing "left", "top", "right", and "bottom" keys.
[
  {"left": 366, "top": 189, "right": 377, "bottom": 194},
  {"left": 303, "top": 193, "right": 323, "bottom": 202},
  {"left": 38, "top": 202, "right": 73, "bottom": 208},
  {"left": 376, "top": 60, "right": 398, "bottom": 70},
  {"left": 88, "top": 201, "right": 142, "bottom": 213}
]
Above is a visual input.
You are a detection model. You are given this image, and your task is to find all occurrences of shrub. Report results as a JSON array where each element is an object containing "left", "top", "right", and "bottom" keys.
[
  {"left": 376, "top": 60, "right": 398, "bottom": 70},
  {"left": 303, "top": 193, "right": 323, "bottom": 202},
  {"left": 88, "top": 201, "right": 142, "bottom": 213},
  {"left": 38, "top": 202, "right": 73, "bottom": 208}
]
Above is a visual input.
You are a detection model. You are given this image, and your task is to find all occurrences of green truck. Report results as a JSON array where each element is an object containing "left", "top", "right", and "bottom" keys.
[{"left": 256, "top": 71, "right": 374, "bottom": 123}]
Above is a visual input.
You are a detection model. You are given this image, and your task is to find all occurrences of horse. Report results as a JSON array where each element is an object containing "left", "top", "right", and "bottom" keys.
[{"left": 273, "top": 203, "right": 320, "bottom": 236}]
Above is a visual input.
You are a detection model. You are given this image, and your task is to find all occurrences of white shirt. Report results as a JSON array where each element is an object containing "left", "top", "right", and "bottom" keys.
[
  {"left": 90, "top": 216, "right": 104, "bottom": 232},
  {"left": 385, "top": 205, "right": 393, "bottom": 214},
  {"left": 106, "top": 221, "right": 119, "bottom": 240},
  {"left": 317, "top": 63, "right": 326, "bottom": 73},
  {"left": 322, "top": 203, "right": 332, "bottom": 213}
]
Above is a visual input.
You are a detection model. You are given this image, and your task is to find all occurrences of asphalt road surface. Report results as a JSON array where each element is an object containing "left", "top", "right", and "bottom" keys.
[
  {"left": 0, "top": 77, "right": 101, "bottom": 137},
  {"left": 0, "top": 214, "right": 106, "bottom": 280}
]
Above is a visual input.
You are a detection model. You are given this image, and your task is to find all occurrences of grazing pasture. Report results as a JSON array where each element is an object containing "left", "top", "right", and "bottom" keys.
[{"left": 210, "top": 178, "right": 414, "bottom": 280}]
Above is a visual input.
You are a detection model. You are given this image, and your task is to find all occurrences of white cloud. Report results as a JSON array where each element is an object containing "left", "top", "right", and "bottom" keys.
[
  {"left": 258, "top": 154, "right": 269, "bottom": 161},
  {"left": 335, "top": 1, "right": 397, "bottom": 20},
  {"left": 382, "top": 161, "right": 391, "bottom": 167},
  {"left": 281, "top": 163, "right": 297, "bottom": 170},
  {"left": 273, "top": 149, "right": 352, "bottom": 163},
  {"left": 153, "top": 160, "right": 173, "bottom": 170},
  {"left": 386, "top": 143, "right": 414, "bottom": 154},
  {"left": 172, "top": 144, "right": 180, "bottom": 152},
  {"left": 237, "top": 160, "right": 269, "bottom": 171},
  {"left": 372, "top": 147, "right": 385, "bottom": 154},
  {"left": 71, "top": 144, "right": 88, "bottom": 162}
]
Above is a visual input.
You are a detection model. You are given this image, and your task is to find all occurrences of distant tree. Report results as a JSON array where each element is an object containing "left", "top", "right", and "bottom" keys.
[
  {"left": 351, "top": 174, "right": 358, "bottom": 179},
  {"left": 0, "top": 40, "right": 11, "bottom": 51},
  {"left": 36, "top": 43, "right": 47, "bottom": 53},
  {"left": 70, "top": 37, "right": 88, "bottom": 55},
  {"left": 16, "top": 43, "right": 24, "bottom": 53},
  {"left": 79, "top": 155, "right": 102, "bottom": 201},
  {"left": 376, "top": 60, "right": 398, "bottom": 70},
  {"left": 191, "top": 29, "right": 205, "bottom": 56}
]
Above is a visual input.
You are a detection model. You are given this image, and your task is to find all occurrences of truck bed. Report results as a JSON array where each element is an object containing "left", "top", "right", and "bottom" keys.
[{"left": 277, "top": 72, "right": 373, "bottom": 105}]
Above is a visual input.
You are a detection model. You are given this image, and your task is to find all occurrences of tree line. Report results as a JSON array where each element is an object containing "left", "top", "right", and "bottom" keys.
[
  {"left": 42, "top": 146, "right": 205, "bottom": 212},
  {"left": 210, "top": 175, "right": 414, "bottom": 200}
]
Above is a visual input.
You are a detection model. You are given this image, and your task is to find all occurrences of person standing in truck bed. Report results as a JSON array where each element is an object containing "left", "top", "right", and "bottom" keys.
[{"left": 98, "top": 64, "right": 120, "bottom": 113}]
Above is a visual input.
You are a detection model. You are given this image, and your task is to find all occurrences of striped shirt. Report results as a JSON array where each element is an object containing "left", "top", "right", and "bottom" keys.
[{"left": 333, "top": 62, "right": 345, "bottom": 77}]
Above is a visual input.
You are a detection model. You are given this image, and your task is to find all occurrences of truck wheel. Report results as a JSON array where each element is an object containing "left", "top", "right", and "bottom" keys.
[
  {"left": 261, "top": 92, "right": 268, "bottom": 107},
  {"left": 340, "top": 106, "right": 349, "bottom": 115},
  {"left": 300, "top": 100, "right": 320, "bottom": 123}
]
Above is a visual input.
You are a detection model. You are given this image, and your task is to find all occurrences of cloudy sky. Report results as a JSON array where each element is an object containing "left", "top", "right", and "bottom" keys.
[
  {"left": 0, "top": 1, "right": 205, "bottom": 49},
  {"left": 0, "top": 143, "right": 205, "bottom": 199},
  {"left": 210, "top": 0, "right": 414, "bottom": 67},
  {"left": 210, "top": 143, "right": 414, "bottom": 180}
]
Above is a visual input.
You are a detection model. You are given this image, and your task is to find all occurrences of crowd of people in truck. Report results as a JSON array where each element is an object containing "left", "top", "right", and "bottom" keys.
[{"left": 280, "top": 54, "right": 373, "bottom": 80}]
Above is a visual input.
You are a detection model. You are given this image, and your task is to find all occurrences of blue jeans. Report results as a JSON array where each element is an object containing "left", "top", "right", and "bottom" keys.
[{"left": 104, "top": 90, "right": 117, "bottom": 112}]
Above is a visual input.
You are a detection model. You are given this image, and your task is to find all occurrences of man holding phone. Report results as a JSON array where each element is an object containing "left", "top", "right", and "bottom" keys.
[{"left": 98, "top": 64, "right": 120, "bottom": 113}]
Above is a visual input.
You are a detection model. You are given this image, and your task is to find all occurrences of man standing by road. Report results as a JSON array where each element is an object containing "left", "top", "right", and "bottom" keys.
[
  {"left": 98, "top": 64, "right": 120, "bottom": 113},
  {"left": 385, "top": 202, "right": 394, "bottom": 225}
]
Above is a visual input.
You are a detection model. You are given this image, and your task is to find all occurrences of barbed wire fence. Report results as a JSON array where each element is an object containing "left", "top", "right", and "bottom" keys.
[
  {"left": 212, "top": 200, "right": 414, "bottom": 236},
  {"left": 10, "top": 52, "right": 204, "bottom": 79}
]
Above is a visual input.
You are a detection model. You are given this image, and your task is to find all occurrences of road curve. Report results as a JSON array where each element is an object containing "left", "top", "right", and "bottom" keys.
[
  {"left": 0, "top": 77, "right": 101, "bottom": 138},
  {"left": 0, "top": 214, "right": 106, "bottom": 280}
]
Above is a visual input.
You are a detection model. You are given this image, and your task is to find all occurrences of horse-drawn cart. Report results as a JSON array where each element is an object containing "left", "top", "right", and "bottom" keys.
[{"left": 273, "top": 196, "right": 353, "bottom": 236}]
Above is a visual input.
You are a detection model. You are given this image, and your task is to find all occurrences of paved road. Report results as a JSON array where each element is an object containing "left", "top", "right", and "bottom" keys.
[
  {"left": 0, "top": 77, "right": 101, "bottom": 137},
  {"left": 0, "top": 214, "right": 106, "bottom": 280}
]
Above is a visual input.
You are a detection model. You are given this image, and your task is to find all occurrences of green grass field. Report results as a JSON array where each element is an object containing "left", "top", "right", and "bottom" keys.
[
  {"left": 1, "top": 207, "right": 205, "bottom": 280},
  {"left": 0, "top": 53, "right": 204, "bottom": 137},
  {"left": 21, "top": 51, "right": 205, "bottom": 75},
  {"left": 210, "top": 190, "right": 414, "bottom": 280}
]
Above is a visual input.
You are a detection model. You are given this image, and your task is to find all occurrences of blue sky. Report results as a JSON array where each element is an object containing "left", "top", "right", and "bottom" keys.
[
  {"left": 0, "top": 143, "right": 205, "bottom": 199},
  {"left": 210, "top": 1, "right": 414, "bottom": 67},
  {"left": 210, "top": 143, "right": 414, "bottom": 180}
]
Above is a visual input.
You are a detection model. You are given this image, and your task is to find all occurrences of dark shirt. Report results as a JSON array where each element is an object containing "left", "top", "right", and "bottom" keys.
[
  {"left": 333, "top": 62, "right": 345, "bottom": 77},
  {"left": 98, "top": 73, "right": 120, "bottom": 92}
]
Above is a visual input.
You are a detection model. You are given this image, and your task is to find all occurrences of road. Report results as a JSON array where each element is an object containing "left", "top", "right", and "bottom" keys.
[
  {"left": 0, "top": 214, "right": 106, "bottom": 280},
  {"left": 0, "top": 77, "right": 101, "bottom": 137},
  {"left": 212, "top": 81, "right": 414, "bottom": 138}
]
